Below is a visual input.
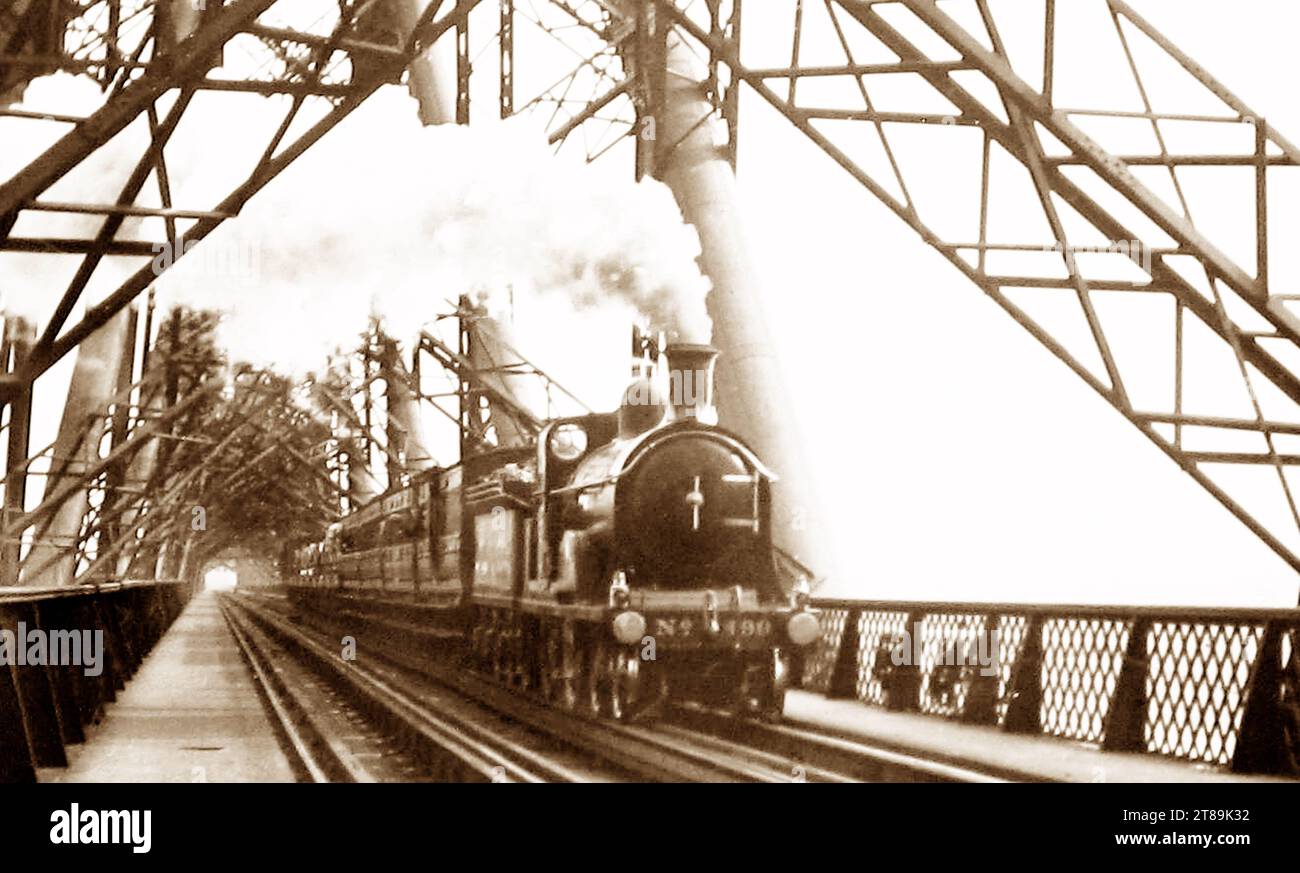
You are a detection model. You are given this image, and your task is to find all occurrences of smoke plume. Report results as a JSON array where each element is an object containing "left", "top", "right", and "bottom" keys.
[
  {"left": 154, "top": 91, "right": 714, "bottom": 373},
  {"left": 3, "top": 77, "right": 714, "bottom": 379}
]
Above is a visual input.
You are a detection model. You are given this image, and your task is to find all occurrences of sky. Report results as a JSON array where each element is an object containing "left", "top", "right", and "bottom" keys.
[
  {"left": 3, "top": 0, "right": 1299, "bottom": 606},
  {"left": 738, "top": 0, "right": 1300, "bottom": 607},
  {"left": 734, "top": 0, "right": 1300, "bottom": 605}
]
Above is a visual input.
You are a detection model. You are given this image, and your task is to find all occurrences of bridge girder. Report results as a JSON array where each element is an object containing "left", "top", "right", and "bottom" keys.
[{"left": 1, "top": 1, "right": 1299, "bottom": 593}]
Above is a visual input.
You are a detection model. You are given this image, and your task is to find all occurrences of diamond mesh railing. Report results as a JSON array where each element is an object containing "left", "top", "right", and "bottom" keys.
[{"left": 805, "top": 599, "right": 1299, "bottom": 776}]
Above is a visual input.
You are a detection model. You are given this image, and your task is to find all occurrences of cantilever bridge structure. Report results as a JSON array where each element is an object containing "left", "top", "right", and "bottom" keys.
[{"left": 0, "top": 1, "right": 1297, "bottom": 782}]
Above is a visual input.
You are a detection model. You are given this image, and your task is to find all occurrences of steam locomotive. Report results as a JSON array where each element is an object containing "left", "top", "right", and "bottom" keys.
[{"left": 288, "top": 339, "right": 820, "bottom": 720}]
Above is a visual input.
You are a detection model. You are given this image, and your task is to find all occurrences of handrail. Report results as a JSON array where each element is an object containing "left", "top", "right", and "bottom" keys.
[
  {"left": 808, "top": 597, "right": 1300, "bottom": 623},
  {"left": 0, "top": 578, "right": 186, "bottom": 605}
]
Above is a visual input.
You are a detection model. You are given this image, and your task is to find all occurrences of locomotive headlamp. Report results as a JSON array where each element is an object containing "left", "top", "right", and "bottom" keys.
[
  {"left": 612, "top": 611, "right": 647, "bottom": 645},
  {"left": 549, "top": 423, "right": 588, "bottom": 461},
  {"left": 787, "top": 611, "right": 821, "bottom": 647}
]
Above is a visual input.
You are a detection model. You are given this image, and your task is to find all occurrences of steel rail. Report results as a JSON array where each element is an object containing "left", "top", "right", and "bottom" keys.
[
  {"left": 268, "top": 590, "right": 1002, "bottom": 782},
  {"left": 218, "top": 596, "right": 341, "bottom": 782},
  {"left": 223, "top": 594, "right": 596, "bottom": 783}
]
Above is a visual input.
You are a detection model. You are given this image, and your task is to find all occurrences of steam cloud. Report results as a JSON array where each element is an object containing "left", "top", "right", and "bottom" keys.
[{"left": 1, "top": 75, "right": 714, "bottom": 375}]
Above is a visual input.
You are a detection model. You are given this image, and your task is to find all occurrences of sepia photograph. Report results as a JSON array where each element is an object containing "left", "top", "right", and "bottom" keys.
[{"left": 0, "top": 0, "right": 1296, "bottom": 854}]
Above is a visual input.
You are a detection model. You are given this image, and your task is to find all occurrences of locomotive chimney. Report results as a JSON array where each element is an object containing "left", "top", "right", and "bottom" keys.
[{"left": 663, "top": 343, "right": 719, "bottom": 424}]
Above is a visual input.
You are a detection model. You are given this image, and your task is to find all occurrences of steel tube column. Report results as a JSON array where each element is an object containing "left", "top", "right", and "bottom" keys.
[
  {"left": 382, "top": 340, "right": 436, "bottom": 472},
  {"left": 651, "top": 26, "right": 832, "bottom": 581},
  {"left": 18, "top": 309, "right": 133, "bottom": 585},
  {"left": 394, "top": 2, "right": 542, "bottom": 453},
  {"left": 2, "top": 318, "right": 35, "bottom": 587},
  {"left": 393, "top": 0, "right": 459, "bottom": 125},
  {"left": 465, "top": 316, "right": 546, "bottom": 447}
]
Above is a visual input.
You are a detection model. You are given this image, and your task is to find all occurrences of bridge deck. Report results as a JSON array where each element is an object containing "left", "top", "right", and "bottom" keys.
[
  {"left": 786, "top": 692, "right": 1287, "bottom": 783},
  {"left": 37, "top": 590, "right": 295, "bottom": 783},
  {"left": 31, "top": 588, "right": 1284, "bottom": 783}
]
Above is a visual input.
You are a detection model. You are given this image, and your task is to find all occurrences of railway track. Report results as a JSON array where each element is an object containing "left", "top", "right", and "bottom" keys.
[
  {"left": 431, "top": 648, "right": 847, "bottom": 783},
  {"left": 232, "top": 590, "right": 1004, "bottom": 782},
  {"left": 666, "top": 705, "right": 1020, "bottom": 783},
  {"left": 220, "top": 597, "right": 434, "bottom": 782},
  {"left": 220, "top": 595, "right": 627, "bottom": 782},
  {"left": 232, "top": 592, "right": 835, "bottom": 781}
]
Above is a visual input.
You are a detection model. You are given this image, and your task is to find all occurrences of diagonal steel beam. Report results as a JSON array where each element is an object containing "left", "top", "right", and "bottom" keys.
[
  {"left": 898, "top": 0, "right": 1282, "bottom": 318},
  {"left": 0, "top": 0, "right": 278, "bottom": 222},
  {"left": 8, "top": 0, "right": 478, "bottom": 390},
  {"left": 657, "top": 1, "right": 1300, "bottom": 575},
  {"left": 0, "top": 378, "right": 223, "bottom": 549}
]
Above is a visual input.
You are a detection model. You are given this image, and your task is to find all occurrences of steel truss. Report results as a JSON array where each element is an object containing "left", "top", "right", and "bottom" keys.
[
  {"left": 313, "top": 308, "right": 590, "bottom": 498},
  {"left": 483, "top": 0, "right": 1300, "bottom": 575},
  {"left": 3, "top": 1, "right": 1300, "bottom": 586},
  {"left": 2, "top": 315, "right": 343, "bottom": 585},
  {"left": 1, "top": 1, "right": 479, "bottom": 584}
]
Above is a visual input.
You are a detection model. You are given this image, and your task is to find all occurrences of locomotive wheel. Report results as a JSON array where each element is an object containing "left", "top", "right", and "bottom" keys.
[
  {"left": 513, "top": 625, "right": 530, "bottom": 691},
  {"left": 478, "top": 608, "right": 496, "bottom": 672},
  {"left": 582, "top": 643, "right": 642, "bottom": 721},
  {"left": 556, "top": 621, "right": 579, "bottom": 712},
  {"left": 471, "top": 627, "right": 483, "bottom": 669},
  {"left": 757, "top": 649, "right": 792, "bottom": 721},
  {"left": 607, "top": 649, "right": 640, "bottom": 721},
  {"left": 585, "top": 640, "right": 607, "bottom": 718},
  {"left": 491, "top": 615, "right": 508, "bottom": 682},
  {"left": 502, "top": 628, "right": 515, "bottom": 686},
  {"left": 539, "top": 626, "right": 556, "bottom": 702},
  {"left": 636, "top": 662, "right": 670, "bottom": 721},
  {"left": 721, "top": 659, "right": 752, "bottom": 718},
  {"left": 502, "top": 622, "right": 517, "bottom": 686}
]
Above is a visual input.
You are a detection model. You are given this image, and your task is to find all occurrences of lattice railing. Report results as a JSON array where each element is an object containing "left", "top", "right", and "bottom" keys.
[{"left": 805, "top": 599, "right": 1300, "bottom": 776}]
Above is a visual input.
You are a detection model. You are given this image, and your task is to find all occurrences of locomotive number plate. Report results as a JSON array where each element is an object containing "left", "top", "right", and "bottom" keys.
[
  {"left": 724, "top": 618, "right": 773, "bottom": 638},
  {"left": 653, "top": 617, "right": 773, "bottom": 639}
]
